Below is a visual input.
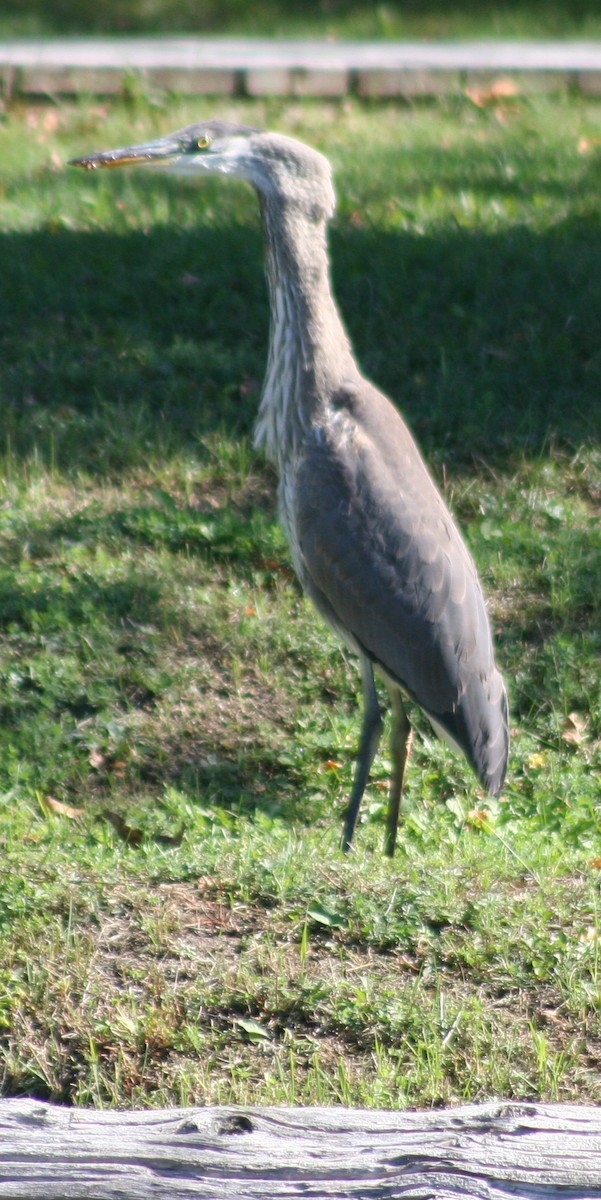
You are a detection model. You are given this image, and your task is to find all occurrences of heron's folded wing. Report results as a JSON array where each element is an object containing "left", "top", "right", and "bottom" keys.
[{"left": 294, "top": 397, "right": 496, "bottom": 726}]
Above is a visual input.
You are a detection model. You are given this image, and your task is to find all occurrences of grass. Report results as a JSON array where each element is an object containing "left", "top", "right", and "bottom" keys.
[
  {"left": 0, "top": 90, "right": 600, "bottom": 1110},
  {"left": 3, "top": 0, "right": 601, "bottom": 40}
]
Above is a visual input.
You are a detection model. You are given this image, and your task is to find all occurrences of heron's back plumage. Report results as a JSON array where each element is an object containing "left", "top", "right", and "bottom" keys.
[{"left": 291, "top": 379, "right": 509, "bottom": 796}]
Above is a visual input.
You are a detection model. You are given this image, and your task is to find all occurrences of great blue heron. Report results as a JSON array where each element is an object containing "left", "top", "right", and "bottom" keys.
[{"left": 72, "top": 121, "right": 509, "bottom": 856}]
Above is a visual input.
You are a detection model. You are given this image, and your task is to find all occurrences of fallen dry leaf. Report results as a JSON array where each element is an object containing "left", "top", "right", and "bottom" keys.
[
  {"left": 578, "top": 136, "right": 601, "bottom": 156},
  {"left": 580, "top": 926, "right": 598, "bottom": 943},
  {"left": 45, "top": 796, "right": 84, "bottom": 819},
  {"left": 466, "top": 807, "right": 491, "bottom": 828},
  {"left": 561, "top": 711, "right": 588, "bottom": 747},
  {"left": 465, "top": 77, "right": 520, "bottom": 107}
]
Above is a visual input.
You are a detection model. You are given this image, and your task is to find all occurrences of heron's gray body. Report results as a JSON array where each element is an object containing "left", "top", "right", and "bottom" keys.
[
  {"left": 253, "top": 156, "right": 508, "bottom": 806},
  {"left": 283, "top": 383, "right": 507, "bottom": 787},
  {"left": 72, "top": 121, "right": 509, "bottom": 854}
]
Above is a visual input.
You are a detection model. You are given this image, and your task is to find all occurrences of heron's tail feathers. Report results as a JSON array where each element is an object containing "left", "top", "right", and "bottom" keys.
[{"left": 428, "top": 668, "right": 509, "bottom": 797}]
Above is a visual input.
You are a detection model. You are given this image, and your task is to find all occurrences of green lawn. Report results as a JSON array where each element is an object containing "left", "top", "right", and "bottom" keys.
[
  {"left": 0, "top": 92, "right": 600, "bottom": 1109},
  {"left": 2, "top": 0, "right": 601, "bottom": 39}
]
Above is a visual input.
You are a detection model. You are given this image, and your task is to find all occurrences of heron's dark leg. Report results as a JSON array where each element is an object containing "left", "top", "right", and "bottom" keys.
[
  {"left": 384, "top": 685, "right": 412, "bottom": 858},
  {"left": 341, "top": 656, "right": 383, "bottom": 853}
]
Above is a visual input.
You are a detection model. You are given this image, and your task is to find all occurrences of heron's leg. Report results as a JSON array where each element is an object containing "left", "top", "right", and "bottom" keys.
[
  {"left": 341, "top": 656, "right": 383, "bottom": 853},
  {"left": 384, "top": 686, "right": 412, "bottom": 858}
]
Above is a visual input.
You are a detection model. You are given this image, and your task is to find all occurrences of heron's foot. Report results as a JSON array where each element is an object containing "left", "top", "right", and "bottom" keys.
[{"left": 340, "top": 803, "right": 357, "bottom": 854}]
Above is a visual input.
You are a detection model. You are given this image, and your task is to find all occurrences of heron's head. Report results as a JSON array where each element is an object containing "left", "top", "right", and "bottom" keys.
[{"left": 71, "top": 120, "right": 336, "bottom": 221}]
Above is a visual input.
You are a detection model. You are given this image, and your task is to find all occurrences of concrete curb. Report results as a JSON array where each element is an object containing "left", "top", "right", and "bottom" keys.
[{"left": 3, "top": 38, "right": 601, "bottom": 98}]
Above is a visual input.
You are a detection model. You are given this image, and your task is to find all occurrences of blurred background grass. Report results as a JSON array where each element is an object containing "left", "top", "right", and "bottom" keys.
[{"left": 2, "top": 0, "right": 601, "bottom": 40}]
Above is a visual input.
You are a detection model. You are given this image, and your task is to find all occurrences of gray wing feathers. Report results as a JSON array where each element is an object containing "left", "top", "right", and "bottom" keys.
[{"left": 293, "top": 383, "right": 508, "bottom": 795}]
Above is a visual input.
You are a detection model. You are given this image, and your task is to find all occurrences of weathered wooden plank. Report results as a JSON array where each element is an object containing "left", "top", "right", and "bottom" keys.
[
  {"left": 144, "top": 67, "right": 238, "bottom": 94},
  {"left": 288, "top": 67, "right": 348, "bottom": 97},
  {"left": 245, "top": 66, "right": 348, "bottom": 97},
  {"left": 18, "top": 66, "right": 124, "bottom": 94},
  {"left": 2, "top": 38, "right": 601, "bottom": 97},
  {"left": 245, "top": 66, "right": 291, "bottom": 96},
  {"left": 4, "top": 37, "right": 601, "bottom": 72},
  {"left": 0, "top": 64, "right": 15, "bottom": 97},
  {"left": 357, "top": 67, "right": 462, "bottom": 96},
  {"left": 1, "top": 1099, "right": 601, "bottom": 1198},
  {"left": 577, "top": 70, "right": 601, "bottom": 95}
]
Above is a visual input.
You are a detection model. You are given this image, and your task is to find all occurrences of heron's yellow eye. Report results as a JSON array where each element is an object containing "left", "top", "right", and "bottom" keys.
[{"left": 196, "top": 134, "right": 212, "bottom": 150}]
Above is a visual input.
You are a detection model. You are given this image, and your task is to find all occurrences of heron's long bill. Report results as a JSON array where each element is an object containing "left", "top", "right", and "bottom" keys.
[{"left": 70, "top": 135, "right": 181, "bottom": 170}]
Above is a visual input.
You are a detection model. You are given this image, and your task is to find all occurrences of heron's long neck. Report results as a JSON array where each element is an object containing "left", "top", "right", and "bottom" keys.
[{"left": 254, "top": 195, "right": 357, "bottom": 465}]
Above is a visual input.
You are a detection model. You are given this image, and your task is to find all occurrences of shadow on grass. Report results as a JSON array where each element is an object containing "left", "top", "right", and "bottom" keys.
[
  {"left": 3, "top": 0, "right": 601, "bottom": 36},
  {"left": 1, "top": 207, "right": 600, "bottom": 818},
  {"left": 1, "top": 210, "right": 600, "bottom": 477},
  {"left": 0, "top": 548, "right": 319, "bottom": 824},
  {"left": 0, "top": 563, "right": 165, "bottom": 632},
  {"left": 31, "top": 500, "right": 282, "bottom": 568}
]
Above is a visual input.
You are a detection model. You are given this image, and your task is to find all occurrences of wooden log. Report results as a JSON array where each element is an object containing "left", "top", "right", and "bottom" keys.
[
  {"left": 1, "top": 1098, "right": 601, "bottom": 1198},
  {"left": 4, "top": 38, "right": 601, "bottom": 97}
]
